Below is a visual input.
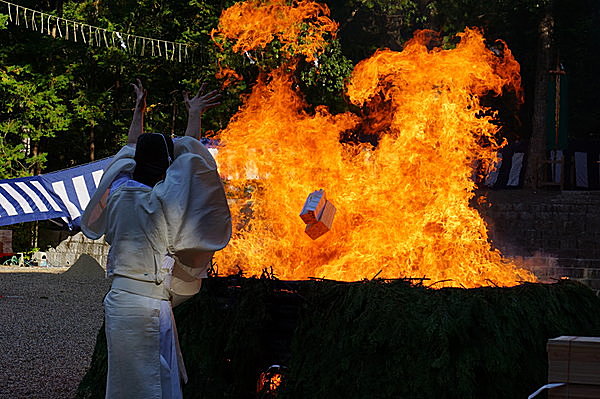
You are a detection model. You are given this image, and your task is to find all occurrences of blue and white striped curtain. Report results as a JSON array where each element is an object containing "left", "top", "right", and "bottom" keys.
[
  {"left": 483, "top": 141, "right": 528, "bottom": 189},
  {"left": 0, "top": 158, "right": 111, "bottom": 228}
]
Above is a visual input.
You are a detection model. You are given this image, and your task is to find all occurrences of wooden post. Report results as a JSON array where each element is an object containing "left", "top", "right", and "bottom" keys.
[{"left": 524, "top": 6, "right": 555, "bottom": 188}]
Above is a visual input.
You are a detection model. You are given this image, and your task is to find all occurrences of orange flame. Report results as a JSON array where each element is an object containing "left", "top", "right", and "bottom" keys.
[
  {"left": 215, "top": 66, "right": 243, "bottom": 88},
  {"left": 257, "top": 370, "right": 283, "bottom": 394},
  {"left": 213, "top": 20, "right": 535, "bottom": 287},
  {"left": 211, "top": 0, "right": 337, "bottom": 62}
]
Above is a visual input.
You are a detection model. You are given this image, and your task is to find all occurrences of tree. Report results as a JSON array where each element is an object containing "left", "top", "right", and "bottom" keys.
[{"left": 0, "top": 64, "right": 70, "bottom": 178}]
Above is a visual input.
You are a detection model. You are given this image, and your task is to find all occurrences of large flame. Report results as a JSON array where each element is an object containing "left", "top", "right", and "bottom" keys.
[
  {"left": 211, "top": 0, "right": 337, "bottom": 62},
  {"left": 211, "top": 3, "right": 535, "bottom": 287}
]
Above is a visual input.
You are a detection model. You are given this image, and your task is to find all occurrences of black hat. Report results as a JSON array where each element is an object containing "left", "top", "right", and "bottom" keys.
[{"left": 133, "top": 133, "right": 175, "bottom": 187}]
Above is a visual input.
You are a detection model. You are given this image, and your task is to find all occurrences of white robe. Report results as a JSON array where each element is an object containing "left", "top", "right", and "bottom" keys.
[
  {"left": 81, "top": 136, "right": 231, "bottom": 399},
  {"left": 103, "top": 289, "right": 178, "bottom": 399}
]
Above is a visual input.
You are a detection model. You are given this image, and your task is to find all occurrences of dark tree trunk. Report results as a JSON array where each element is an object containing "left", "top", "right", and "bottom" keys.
[
  {"left": 89, "top": 126, "right": 95, "bottom": 161},
  {"left": 32, "top": 140, "right": 41, "bottom": 175},
  {"left": 524, "top": 7, "right": 554, "bottom": 188},
  {"left": 418, "top": 0, "right": 438, "bottom": 30}
]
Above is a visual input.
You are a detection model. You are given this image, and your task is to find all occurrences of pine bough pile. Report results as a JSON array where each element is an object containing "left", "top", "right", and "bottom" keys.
[{"left": 77, "top": 278, "right": 600, "bottom": 399}]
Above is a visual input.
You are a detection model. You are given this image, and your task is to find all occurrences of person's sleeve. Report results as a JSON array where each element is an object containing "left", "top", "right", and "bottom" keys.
[
  {"left": 81, "top": 145, "right": 137, "bottom": 239},
  {"left": 155, "top": 136, "right": 232, "bottom": 269},
  {"left": 169, "top": 260, "right": 206, "bottom": 307}
]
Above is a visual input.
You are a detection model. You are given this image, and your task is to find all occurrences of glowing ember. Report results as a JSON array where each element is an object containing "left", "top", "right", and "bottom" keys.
[
  {"left": 211, "top": 2, "right": 536, "bottom": 287},
  {"left": 257, "top": 366, "right": 284, "bottom": 394}
]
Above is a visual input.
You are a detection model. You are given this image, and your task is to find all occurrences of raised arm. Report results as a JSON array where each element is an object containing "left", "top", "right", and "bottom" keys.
[
  {"left": 183, "top": 83, "right": 221, "bottom": 140},
  {"left": 127, "top": 79, "right": 147, "bottom": 145}
]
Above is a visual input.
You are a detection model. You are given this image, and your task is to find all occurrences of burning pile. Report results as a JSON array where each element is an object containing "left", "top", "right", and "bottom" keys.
[{"left": 211, "top": 0, "right": 536, "bottom": 287}]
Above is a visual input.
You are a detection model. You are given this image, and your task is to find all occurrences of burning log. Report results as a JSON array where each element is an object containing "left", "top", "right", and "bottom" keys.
[{"left": 300, "top": 190, "right": 336, "bottom": 240}]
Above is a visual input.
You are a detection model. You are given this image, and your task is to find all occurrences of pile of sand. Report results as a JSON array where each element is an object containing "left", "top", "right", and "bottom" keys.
[{"left": 61, "top": 254, "right": 105, "bottom": 279}]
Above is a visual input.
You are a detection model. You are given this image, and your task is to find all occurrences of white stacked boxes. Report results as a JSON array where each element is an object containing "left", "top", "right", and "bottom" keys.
[
  {"left": 300, "top": 190, "right": 336, "bottom": 240},
  {"left": 547, "top": 336, "right": 600, "bottom": 398}
]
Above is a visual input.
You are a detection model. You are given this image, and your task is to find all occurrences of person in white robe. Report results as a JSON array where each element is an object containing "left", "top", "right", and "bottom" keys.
[{"left": 81, "top": 80, "right": 231, "bottom": 399}]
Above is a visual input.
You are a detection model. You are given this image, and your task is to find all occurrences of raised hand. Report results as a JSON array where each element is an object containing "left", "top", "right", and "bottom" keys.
[
  {"left": 127, "top": 79, "right": 147, "bottom": 144},
  {"left": 131, "top": 78, "right": 147, "bottom": 111},
  {"left": 183, "top": 83, "right": 221, "bottom": 140},
  {"left": 182, "top": 83, "right": 221, "bottom": 115}
]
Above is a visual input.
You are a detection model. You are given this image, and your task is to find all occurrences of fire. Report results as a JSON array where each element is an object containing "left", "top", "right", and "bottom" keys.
[
  {"left": 257, "top": 367, "right": 284, "bottom": 394},
  {"left": 215, "top": 66, "right": 243, "bottom": 88},
  {"left": 211, "top": 0, "right": 337, "bottom": 62},
  {"left": 211, "top": 2, "right": 536, "bottom": 287}
]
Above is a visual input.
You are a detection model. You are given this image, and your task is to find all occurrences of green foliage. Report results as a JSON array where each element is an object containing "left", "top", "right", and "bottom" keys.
[
  {"left": 282, "top": 280, "right": 600, "bottom": 399},
  {"left": 0, "top": 13, "right": 8, "bottom": 30},
  {"left": 329, "top": 0, "right": 424, "bottom": 62},
  {"left": 0, "top": 64, "right": 70, "bottom": 178},
  {"left": 354, "top": 0, "right": 418, "bottom": 15},
  {"left": 298, "top": 40, "right": 354, "bottom": 112},
  {"left": 0, "top": 0, "right": 239, "bottom": 175}
]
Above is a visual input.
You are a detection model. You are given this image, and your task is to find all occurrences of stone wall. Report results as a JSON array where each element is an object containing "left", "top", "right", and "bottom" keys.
[
  {"left": 477, "top": 190, "right": 600, "bottom": 289},
  {"left": 46, "top": 232, "right": 108, "bottom": 268}
]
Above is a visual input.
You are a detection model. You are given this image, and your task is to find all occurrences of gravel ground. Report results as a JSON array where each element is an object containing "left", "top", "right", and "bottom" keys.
[{"left": 0, "top": 263, "right": 110, "bottom": 399}]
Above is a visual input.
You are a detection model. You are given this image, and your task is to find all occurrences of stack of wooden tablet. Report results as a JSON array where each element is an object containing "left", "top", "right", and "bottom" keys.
[
  {"left": 547, "top": 336, "right": 600, "bottom": 398},
  {"left": 299, "top": 189, "right": 336, "bottom": 240}
]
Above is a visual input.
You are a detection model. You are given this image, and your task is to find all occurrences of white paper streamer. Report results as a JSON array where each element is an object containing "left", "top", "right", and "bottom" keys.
[{"left": 1, "top": 0, "right": 195, "bottom": 62}]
